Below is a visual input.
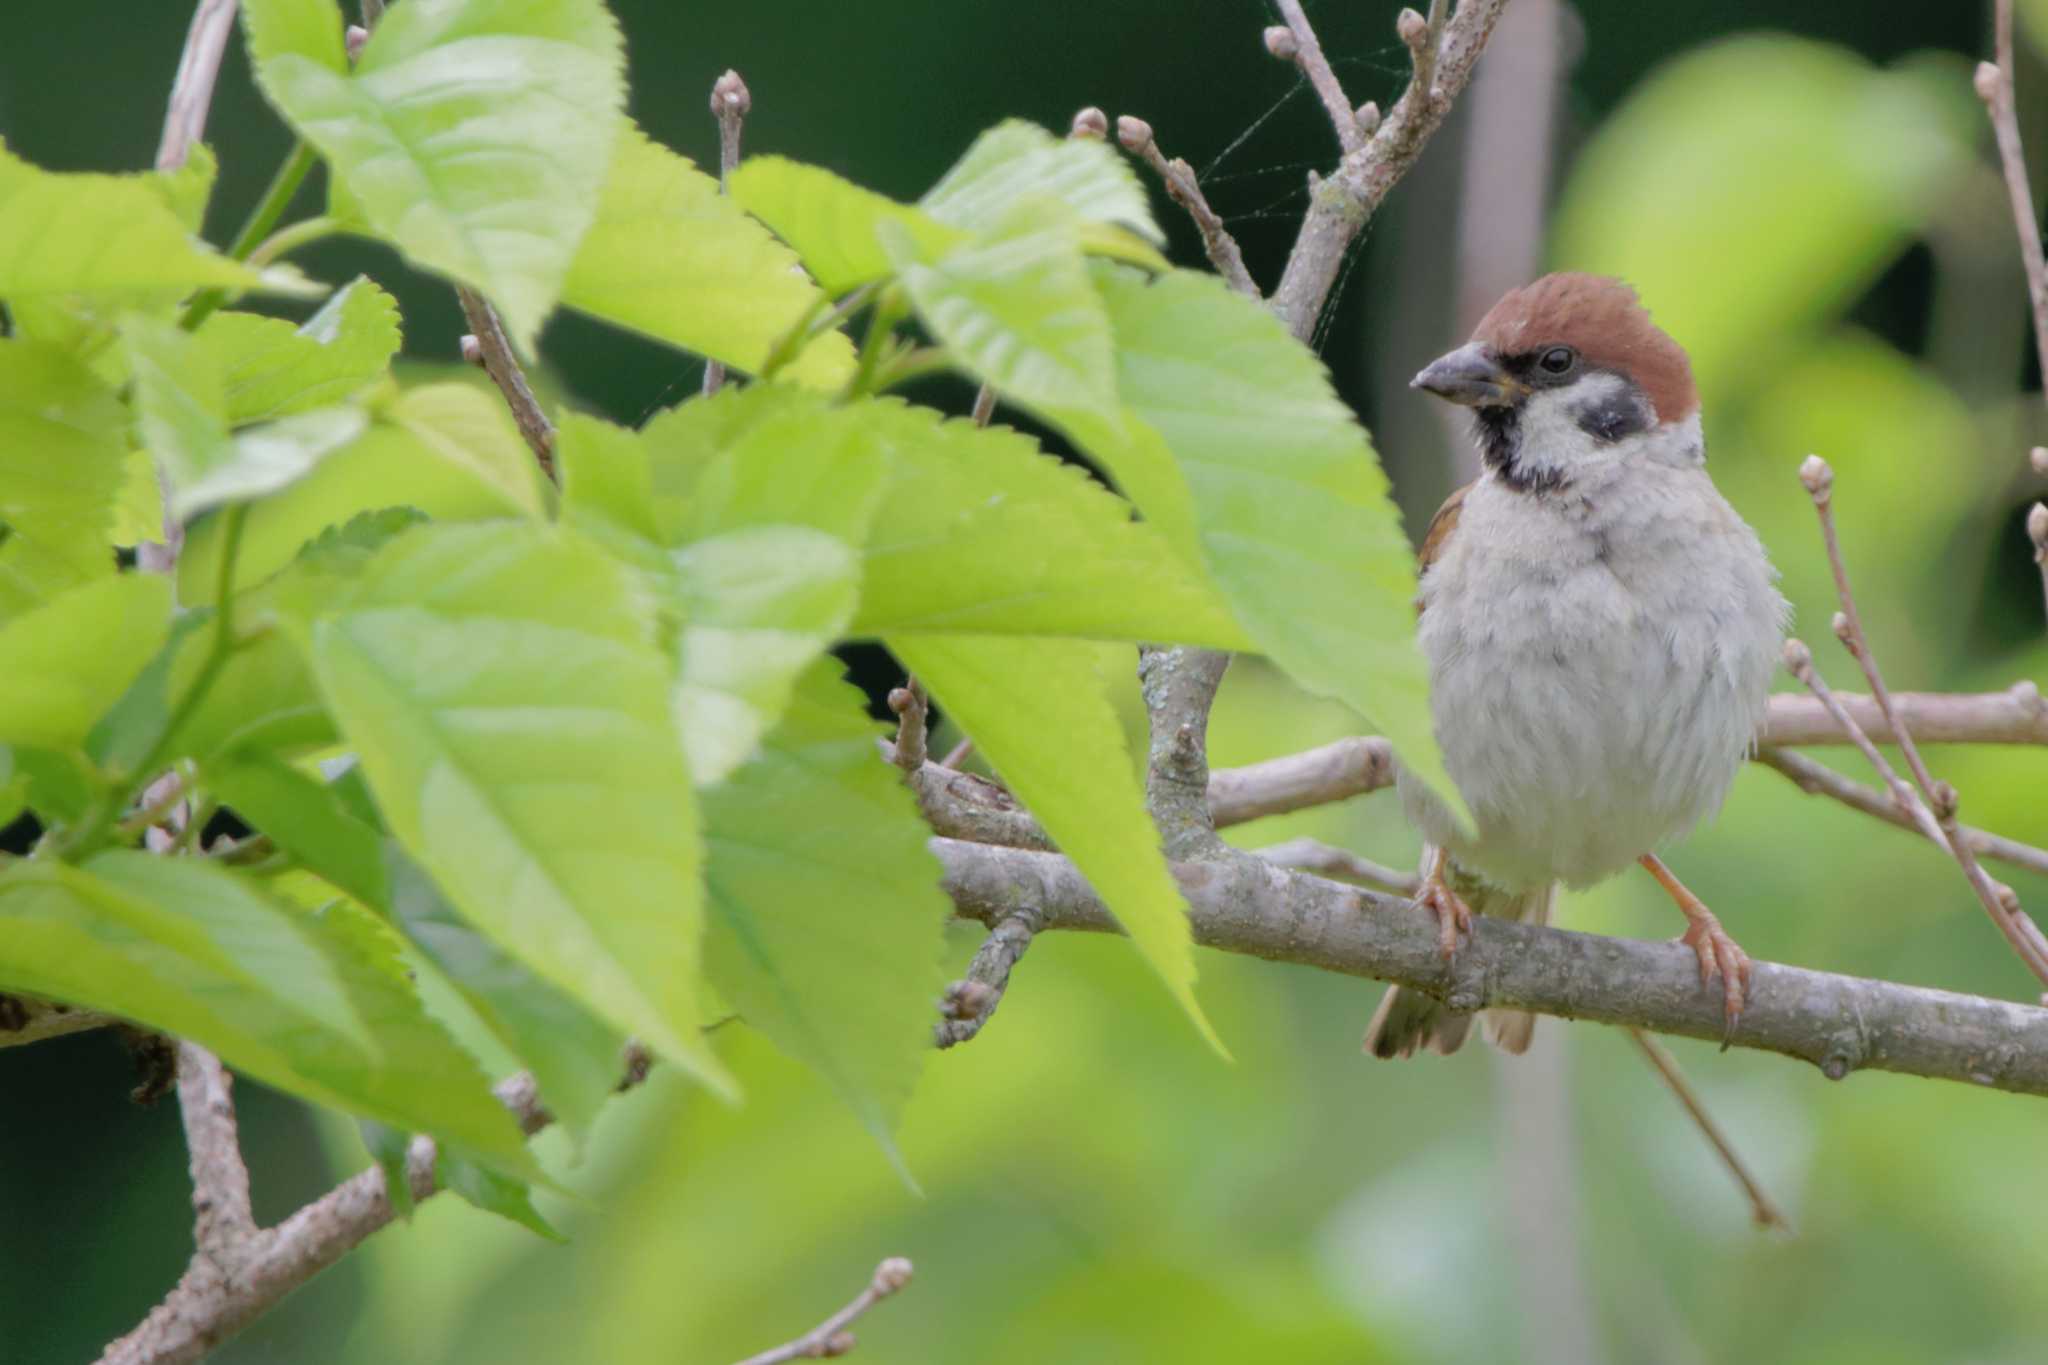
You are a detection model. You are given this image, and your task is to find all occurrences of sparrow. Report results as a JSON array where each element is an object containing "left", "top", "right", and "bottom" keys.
[{"left": 1368, "top": 272, "right": 1787, "bottom": 1059}]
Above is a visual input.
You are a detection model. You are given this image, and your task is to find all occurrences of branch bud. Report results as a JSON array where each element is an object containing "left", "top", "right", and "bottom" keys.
[
  {"left": 1798, "top": 454, "right": 1833, "bottom": 502},
  {"left": 872, "top": 1257, "right": 915, "bottom": 1296},
  {"left": 1116, "top": 115, "right": 1155, "bottom": 154},
  {"left": 822, "top": 1331, "right": 857, "bottom": 1357},
  {"left": 1263, "top": 25, "right": 1299, "bottom": 61},
  {"left": 1069, "top": 106, "right": 1108, "bottom": 140},
  {"left": 2012, "top": 678, "right": 2043, "bottom": 716},
  {"left": 1830, "top": 610, "right": 1852, "bottom": 644},
  {"left": 1975, "top": 60, "right": 2003, "bottom": 103},
  {"left": 2031, "top": 446, "right": 2048, "bottom": 477},
  {"left": 1930, "top": 780, "right": 1959, "bottom": 821},
  {"left": 886, "top": 687, "right": 918, "bottom": 717},
  {"left": 1781, "top": 638, "right": 1813, "bottom": 675},
  {"left": 1996, "top": 883, "right": 2022, "bottom": 915},
  {"left": 459, "top": 334, "right": 484, "bottom": 367},
  {"left": 345, "top": 24, "right": 369, "bottom": 61},
  {"left": 1397, "top": 7, "right": 1429, "bottom": 52},
  {"left": 2028, "top": 501, "right": 2048, "bottom": 554},
  {"left": 940, "top": 979, "right": 995, "bottom": 1020},
  {"left": 711, "top": 69, "right": 750, "bottom": 118},
  {"left": 1354, "top": 100, "right": 1382, "bottom": 136}
]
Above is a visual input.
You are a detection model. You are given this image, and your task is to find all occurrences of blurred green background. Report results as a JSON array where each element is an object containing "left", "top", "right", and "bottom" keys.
[{"left": 6, "top": 1, "right": 2048, "bottom": 1361}]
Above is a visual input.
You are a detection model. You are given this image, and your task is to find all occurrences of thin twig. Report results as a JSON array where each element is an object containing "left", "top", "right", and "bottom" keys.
[
  {"left": 1270, "top": 1, "right": 1363, "bottom": 154},
  {"left": 2029, "top": 502, "right": 2048, "bottom": 627},
  {"left": 1975, "top": 0, "right": 2048, "bottom": 404},
  {"left": 934, "top": 903, "right": 1044, "bottom": 1049},
  {"left": 1756, "top": 746, "right": 2048, "bottom": 880},
  {"left": 730, "top": 1258, "right": 915, "bottom": 1365},
  {"left": 1254, "top": 837, "right": 1419, "bottom": 896},
  {"left": 456, "top": 288, "right": 556, "bottom": 479},
  {"left": 1625, "top": 1029, "right": 1788, "bottom": 1230},
  {"left": 938, "top": 737, "right": 974, "bottom": 769},
  {"left": 887, "top": 680, "right": 928, "bottom": 772},
  {"left": 703, "top": 70, "right": 751, "bottom": 397},
  {"left": 157, "top": 0, "right": 240, "bottom": 171},
  {"left": 1268, "top": 0, "right": 1514, "bottom": 342},
  {"left": 1797, "top": 457, "right": 2048, "bottom": 987},
  {"left": 1113, "top": 115, "right": 1260, "bottom": 299},
  {"left": 1785, "top": 641, "right": 2048, "bottom": 987},
  {"left": 970, "top": 383, "right": 996, "bottom": 427},
  {"left": 1780, "top": 640, "right": 1946, "bottom": 850}
]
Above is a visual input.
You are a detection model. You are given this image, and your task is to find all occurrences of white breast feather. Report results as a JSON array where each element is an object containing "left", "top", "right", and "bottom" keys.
[{"left": 1398, "top": 415, "right": 1787, "bottom": 891}]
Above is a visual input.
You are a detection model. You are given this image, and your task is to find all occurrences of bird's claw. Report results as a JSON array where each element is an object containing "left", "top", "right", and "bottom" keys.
[
  {"left": 1680, "top": 913, "right": 1752, "bottom": 1048},
  {"left": 1417, "top": 877, "right": 1474, "bottom": 962}
]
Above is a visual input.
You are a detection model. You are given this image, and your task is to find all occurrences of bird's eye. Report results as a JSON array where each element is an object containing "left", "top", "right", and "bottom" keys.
[{"left": 1537, "top": 346, "right": 1577, "bottom": 375}]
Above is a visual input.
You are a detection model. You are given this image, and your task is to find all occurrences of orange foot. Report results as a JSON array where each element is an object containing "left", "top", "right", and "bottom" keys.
[
  {"left": 1640, "top": 853, "right": 1752, "bottom": 1044},
  {"left": 1416, "top": 846, "right": 1474, "bottom": 962}
]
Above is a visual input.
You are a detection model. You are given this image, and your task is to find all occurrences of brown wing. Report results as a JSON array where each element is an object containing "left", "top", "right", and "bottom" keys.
[{"left": 1414, "top": 482, "right": 1471, "bottom": 616}]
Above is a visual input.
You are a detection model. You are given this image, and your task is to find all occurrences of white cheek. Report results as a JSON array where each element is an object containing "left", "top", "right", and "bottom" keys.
[{"left": 1512, "top": 373, "right": 1632, "bottom": 478}]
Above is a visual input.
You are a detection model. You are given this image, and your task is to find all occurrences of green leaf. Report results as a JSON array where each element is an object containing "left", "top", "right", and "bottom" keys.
[
  {"left": 882, "top": 196, "right": 1117, "bottom": 419},
  {"left": 193, "top": 277, "right": 403, "bottom": 424},
  {"left": 178, "top": 383, "right": 550, "bottom": 603},
  {"left": 662, "top": 394, "right": 888, "bottom": 784},
  {"left": 557, "top": 411, "right": 660, "bottom": 543},
  {"left": 385, "top": 846, "right": 624, "bottom": 1146},
  {"left": 146, "top": 143, "right": 219, "bottom": 234},
  {"left": 123, "top": 315, "right": 368, "bottom": 522},
  {"left": 358, "top": 1118, "right": 417, "bottom": 1221},
  {"left": 890, "top": 634, "right": 1222, "bottom": 1052},
  {"left": 637, "top": 387, "right": 1246, "bottom": 647},
  {"left": 437, "top": 1149, "right": 561, "bottom": 1239},
  {"left": 1095, "top": 266, "right": 1465, "bottom": 825},
  {"left": 729, "top": 156, "right": 964, "bottom": 295},
  {"left": 845, "top": 399, "right": 1247, "bottom": 645},
  {"left": 0, "top": 574, "right": 172, "bottom": 753},
  {"left": 243, "top": 0, "right": 626, "bottom": 352},
  {"left": 563, "top": 129, "right": 853, "bottom": 390},
  {"left": 921, "top": 118, "right": 1166, "bottom": 263},
  {"left": 0, "top": 339, "right": 127, "bottom": 618},
  {"left": 291, "top": 521, "right": 733, "bottom": 1095},
  {"left": 207, "top": 751, "right": 388, "bottom": 907},
  {"left": 701, "top": 661, "right": 949, "bottom": 1157},
  {"left": 674, "top": 529, "right": 860, "bottom": 786},
  {"left": 0, "top": 854, "right": 534, "bottom": 1173},
  {"left": 0, "top": 142, "right": 292, "bottom": 306}
]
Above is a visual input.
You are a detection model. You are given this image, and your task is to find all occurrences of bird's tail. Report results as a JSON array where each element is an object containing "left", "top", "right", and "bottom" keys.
[{"left": 1363, "top": 873, "right": 1556, "bottom": 1060}]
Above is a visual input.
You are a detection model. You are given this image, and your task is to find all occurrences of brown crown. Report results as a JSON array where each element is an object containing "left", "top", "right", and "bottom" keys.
[{"left": 1471, "top": 272, "right": 1698, "bottom": 423}]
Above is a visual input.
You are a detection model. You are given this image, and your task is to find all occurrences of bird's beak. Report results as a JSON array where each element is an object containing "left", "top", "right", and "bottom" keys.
[{"left": 1411, "top": 342, "right": 1526, "bottom": 407}]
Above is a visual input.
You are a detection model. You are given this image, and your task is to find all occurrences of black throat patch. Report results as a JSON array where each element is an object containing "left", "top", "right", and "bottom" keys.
[{"left": 1472, "top": 407, "right": 1566, "bottom": 495}]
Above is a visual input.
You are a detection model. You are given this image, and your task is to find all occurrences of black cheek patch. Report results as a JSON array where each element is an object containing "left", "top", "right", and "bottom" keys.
[{"left": 1573, "top": 389, "right": 1652, "bottom": 444}]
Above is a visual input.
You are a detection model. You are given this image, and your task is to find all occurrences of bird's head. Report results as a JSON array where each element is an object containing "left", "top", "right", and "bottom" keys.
[{"left": 1411, "top": 272, "right": 1700, "bottom": 493}]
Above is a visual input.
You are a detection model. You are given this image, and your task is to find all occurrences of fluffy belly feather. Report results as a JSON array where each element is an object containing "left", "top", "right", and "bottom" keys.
[{"left": 1398, "top": 470, "right": 1783, "bottom": 892}]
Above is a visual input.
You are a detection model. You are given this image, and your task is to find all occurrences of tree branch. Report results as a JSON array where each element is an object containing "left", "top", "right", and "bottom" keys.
[
  {"left": 935, "top": 837, "right": 2048, "bottom": 1097},
  {"left": 1795, "top": 456, "right": 2048, "bottom": 988},
  {"left": 1254, "top": 836, "right": 1419, "bottom": 896},
  {"left": 455, "top": 288, "right": 556, "bottom": 479},
  {"left": 1975, "top": 0, "right": 2048, "bottom": 407},
  {"left": 702, "top": 70, "right": 751, "bottom": 396},
  {"left": 97, "top": 1053, "right": 633, "bottom": 1365},
  {"left": 1114, "top": 115, "right": 1260, "bottom": 299},
  {"left": 1755, "top": 745, "right": 2048, "bottom": 880},
  {"left": 1269, "top": 0, "right": 1516, "bottom": 343},
  {"left": 157, "top": 0, "right": 240, "bottom": 172},
  {"left": 730, "top": 1257, "right": 915, "bottom": 1365}
]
